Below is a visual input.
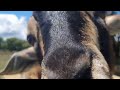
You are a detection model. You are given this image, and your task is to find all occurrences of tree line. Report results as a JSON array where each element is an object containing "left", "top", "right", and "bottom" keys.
[{"left": 0, "top": 37, "right": 31, "bottom": 51}]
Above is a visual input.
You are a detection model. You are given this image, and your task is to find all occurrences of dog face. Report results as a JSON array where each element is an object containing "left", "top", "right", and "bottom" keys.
[{"left": 33, "top": 11, "right": 111, "bottom": 79}]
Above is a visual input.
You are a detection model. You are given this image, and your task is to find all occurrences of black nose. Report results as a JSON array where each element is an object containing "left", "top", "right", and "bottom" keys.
[{"left": 27, "top": 34, "right": 36, "bottom": 46}]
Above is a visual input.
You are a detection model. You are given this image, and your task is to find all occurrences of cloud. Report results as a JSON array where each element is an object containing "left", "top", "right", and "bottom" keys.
[{"left": 0, "top": 14, "right": 27, "bottom": 40}]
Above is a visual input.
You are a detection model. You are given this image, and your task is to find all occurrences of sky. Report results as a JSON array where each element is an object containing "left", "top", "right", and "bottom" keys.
[
  {"left": 0, "top": 11, "right": 32, "bottom": 40},
  {"left": 117, "top": 11, "right": 120, "bottom": 14},
  {"left": 0, "top": 11, "right": 120, "bottom": 41}
]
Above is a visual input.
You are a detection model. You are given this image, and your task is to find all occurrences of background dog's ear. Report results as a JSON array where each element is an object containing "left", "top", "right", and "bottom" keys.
[
  {"left": 94, "top": 11, "right": 113, "bottom": 19},
  {"left": 105, "top": 15, "right": 120, "bottom": 35},
  {"left": 87, "top": 11, "right": 114, "bottom": 19},
  {"left": 92, "top": 11, "right": 120, "bottom": 35},
  {"left": 0, "top": 47, "right": 39, "bottom": 75}
]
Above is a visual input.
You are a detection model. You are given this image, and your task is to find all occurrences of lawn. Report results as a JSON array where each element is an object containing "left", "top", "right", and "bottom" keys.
[
  {"left": 0, "top": 51, "right": 15, "bottom": 69},
  {"left": 0, "top": 50, "right": 15, "bottom": 79}
]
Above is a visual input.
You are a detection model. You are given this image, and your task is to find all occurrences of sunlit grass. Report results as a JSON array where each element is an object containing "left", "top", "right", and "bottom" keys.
[
  {"left": 0, "top": 50, "right": 15, "bottom": 79},
  {"left": 0, "top": 50, "right": 15, "bottom": 71}
]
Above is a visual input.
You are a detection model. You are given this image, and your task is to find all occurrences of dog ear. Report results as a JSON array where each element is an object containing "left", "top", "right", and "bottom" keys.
[
  {"left": 94, "top": 11, "right": 113, "bottom": 19},
  {"left": 105, "top": 15, "right": 120, "bottom": 35},
  {"left": 0, "top": 47, "right": 39, "bottom": 75},
  {"left": 87, "top": 11, "right": 113, "bottom": 19}
]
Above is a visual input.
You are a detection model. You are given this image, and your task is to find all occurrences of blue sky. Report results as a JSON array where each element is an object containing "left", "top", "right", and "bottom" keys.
[
  {"left": 0, "top": 11, "right": 32, "bottom": 21},
  {"left": 0, "top": 11, "right": 120, "bottom": 40},
  {"left": 0, "top": 11, "right": 32, "bottom": 40},
  {"left": 116, "top": 11, "right": 120, "bottom": 14},
  {"left": 0, "top": 11, "right": 119, "bottom": 21}
]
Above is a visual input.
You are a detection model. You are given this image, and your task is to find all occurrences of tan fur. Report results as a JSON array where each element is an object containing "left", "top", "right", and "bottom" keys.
[
  {"left": 2, "top": 62, "right": 41, "bottom": 79},
  {"left": 84, "top": 12, "right": 117, "bottom": 78},
  {"left": 27, "top": 16, "right": 44, "bottom": 56},
  {"left": 88, "top": 44, "right": 110, "bottom": 79},
  {"left": 80, "top": 12, "right": 111, "bottom": 79},
  {"left": 27, "top": 16, "right": 38, "bottom": 39},
  {"left": 105, "top": 15, "right": 120, "bottom": 75},
  {"left": 21, "top": 62, "right": 41, "bottom": 79},
  {"left": 105, "top": 15, "right": 120, "bottom": 35},
  {"left": 15, "top": 47, "right": 38, "bottom": 61},
  {"left": 0, "top": 47, "right": 42, "bottom": 79},
  {"left": 80, "top": 12, "right": 100, "bottom": 49}
]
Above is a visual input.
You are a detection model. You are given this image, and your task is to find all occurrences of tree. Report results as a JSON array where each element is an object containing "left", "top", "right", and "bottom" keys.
[
  {"left": 0, "top": 37, "right": 30, "bottom": 51},
  {"left": 0, "top": 37, "right": 4, "bottom": 49},
  {"left": 6, "top": 38, "right": 30, "bottom": 51}
]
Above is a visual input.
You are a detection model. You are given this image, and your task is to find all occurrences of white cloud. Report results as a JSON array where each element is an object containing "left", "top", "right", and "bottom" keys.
[{"left": 0, "top": 14, "right": 27, "bottom": 40}]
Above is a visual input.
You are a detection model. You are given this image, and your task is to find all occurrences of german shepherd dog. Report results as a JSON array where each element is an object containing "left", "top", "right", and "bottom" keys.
[{"left": 33, "top": 11, "right": 113, "bottom": 79}]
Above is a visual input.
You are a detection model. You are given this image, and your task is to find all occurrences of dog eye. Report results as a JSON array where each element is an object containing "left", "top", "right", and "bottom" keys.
[{"left": 27, "top": 34, "right": 36, "bottom": 45}]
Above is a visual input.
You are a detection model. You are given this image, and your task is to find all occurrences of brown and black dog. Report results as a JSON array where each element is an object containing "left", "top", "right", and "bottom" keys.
[
  {"left": 33, "top": 11, "right": 115, "bottom": 79},
  {"left": 1, "top": 11, "right": 118, "bottom": 79}
]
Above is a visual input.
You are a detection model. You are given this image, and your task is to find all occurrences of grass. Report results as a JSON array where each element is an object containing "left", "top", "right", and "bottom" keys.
[
  {"left": 0, "top": 50, "right": 15, "bottom": 70},
  {"left": 0, "top": 50, "right": 15, "bottom": 79}
]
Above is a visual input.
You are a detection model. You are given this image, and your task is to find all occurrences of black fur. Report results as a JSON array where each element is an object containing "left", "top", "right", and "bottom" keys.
[
  {"left": 33, "top": 11, "right": 111, "bottom": 79},
  {"left": 27, "top": 34, "right": 36, "bottom": 46},
  {"left": 86, "top": 11, "right": 114, "bottom": 74},
  {"left": 90, "top": 12, "right": 114, "bottom": 74}
]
